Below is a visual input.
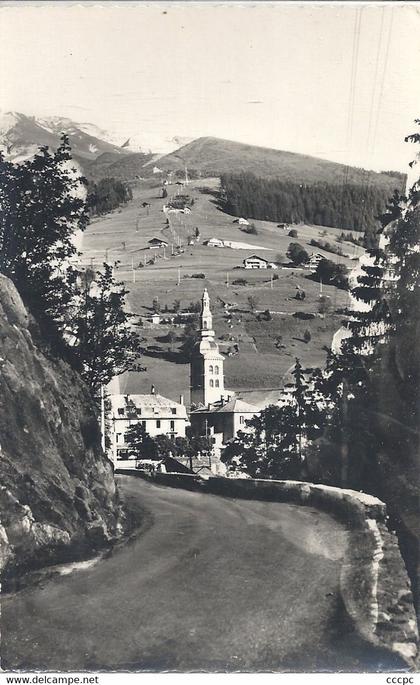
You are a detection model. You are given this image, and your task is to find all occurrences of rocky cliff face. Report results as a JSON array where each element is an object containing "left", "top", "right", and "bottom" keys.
[{"left": 0, "top": 276, "right": 124, "bottom": 582}]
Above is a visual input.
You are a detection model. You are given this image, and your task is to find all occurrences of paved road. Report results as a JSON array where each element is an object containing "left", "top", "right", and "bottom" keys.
[{"left": 2, "top": 477, "right": 395, "bottom": 671}]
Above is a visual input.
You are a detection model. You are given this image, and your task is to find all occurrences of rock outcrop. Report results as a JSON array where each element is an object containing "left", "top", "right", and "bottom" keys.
[{"left": 0, "top": 276, "right": 124, "bottom": 582}]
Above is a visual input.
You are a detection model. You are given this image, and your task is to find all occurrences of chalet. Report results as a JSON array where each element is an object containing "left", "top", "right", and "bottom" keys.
[
  {"left": 204, "top": 238, "right": 224, "bottom": 248},
  {"left": 308, "top": 252, "right": 325, "bottom": 269},
  {"left": 243, "top": 255, "right": 269, "bottom": 269},
  {"left": 148, "top": 238, "right": 168, "bottom": 249},
  {"left": 233, "top": 217, "right": 250, "bottom": 226},
  {"left": 109, "top": 390, "right": 189, "bottom": 465}
]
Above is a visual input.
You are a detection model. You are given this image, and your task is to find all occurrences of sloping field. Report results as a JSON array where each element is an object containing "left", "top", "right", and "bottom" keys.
[{"left": 81, "top": 178, "right": 356, "bottom": 402}]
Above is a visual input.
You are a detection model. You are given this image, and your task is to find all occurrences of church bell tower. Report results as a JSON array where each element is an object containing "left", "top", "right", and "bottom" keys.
[{"left": 190, "top": 288, "right": 225, "bottom": 407}]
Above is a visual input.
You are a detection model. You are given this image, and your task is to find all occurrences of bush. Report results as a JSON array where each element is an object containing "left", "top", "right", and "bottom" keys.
[
  {"left": 314, "top": 258, "right": 348, "bottom": 289},
  {"left": 288, "top": 229, "right": 298, "bottom": 238},
  {"left": 287, "top": 242, "right": 310, "bottom": 265},
  {"left": 188, "top": 300, "right": 202, "bottom": 313},
  {"left": 318, "top": 295, "right": 332, "bottom": 314},
  {"left": 293, "top": 312, "right": 316, "bottom": 320},
  {"left": 310, "top": 238, "right": 345, "bottom": 257},
  {"left": 191, "top": 273, "right": 205, "bottom": 279},
  {"left": 232, "top": 278, "right": 247, "bottom": 286},
  {"left": 240, "top": 223, "right": 258, "bottom": 235},
  {"left": 303, "top": 329, "right": 311, "bottom": 343},
  {"left": 295, "top": 289, "right": 306, "bottom": 301}
]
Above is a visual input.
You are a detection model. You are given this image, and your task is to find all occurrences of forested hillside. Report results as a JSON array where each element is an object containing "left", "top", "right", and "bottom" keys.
[
  {"left": 87, "top": 178, "right": 133, "bottom": 216},
  {"left": 220, "top": 172, "right": 405, "bottom": 233}
]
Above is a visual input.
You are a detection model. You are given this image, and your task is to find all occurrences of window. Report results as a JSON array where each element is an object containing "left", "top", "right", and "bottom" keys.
[
  {"left": 116, "top": 433, "right": 121, "bottom": 443},
  {"left": 215, "top": 379, "right": 219, "bottom": 388},
  {"left": 137, "top": 408, "right": 142, "bottom": 416},
  {"left": 142, "top": 421, "right": 146, "bottom": 429},
  {"left": 203, "top": 321, "right": 208, "bottom": 329},
  {"left": 240, "top": 415, "right": 245, "bottom": 424},
  {"left": 156, "top": 419, "right": 161, "bottom": 428},
  {"left": 209, "top": 365, "right": 213, "bottom": 373},
  {"left": 117, "top": 408, "right": 124, "bottom": 416},
  {"left": 171, "top": 408, "right": 177, "bottom": 415},
  {"left": 215, "top": 365, "right": 219, "bottom": 374},
  {"left": 209, "top": 379, "right": 214, "bottom": 387},
  {"left": 170, "top": 420, "right": 175, "bottom": 431}
]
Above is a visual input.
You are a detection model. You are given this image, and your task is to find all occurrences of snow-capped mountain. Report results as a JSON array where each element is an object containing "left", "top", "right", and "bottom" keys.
[{"left": 0, "top": 111, "right": 131, "bottom": 166}]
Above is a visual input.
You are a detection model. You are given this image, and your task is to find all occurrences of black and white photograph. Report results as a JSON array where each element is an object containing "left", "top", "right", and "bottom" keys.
[{"left": 0, "top": 0, "right": 419, "bottom": 676}]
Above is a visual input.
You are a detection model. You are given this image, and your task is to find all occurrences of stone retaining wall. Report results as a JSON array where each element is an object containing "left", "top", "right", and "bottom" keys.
[{"left": 116, "top": 469, "right": 418, "bottom": 666}]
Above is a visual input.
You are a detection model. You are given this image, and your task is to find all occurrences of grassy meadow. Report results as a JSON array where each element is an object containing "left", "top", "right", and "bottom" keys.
[{"left": 81, "top": 177, "right": 360, "bottom": 403}]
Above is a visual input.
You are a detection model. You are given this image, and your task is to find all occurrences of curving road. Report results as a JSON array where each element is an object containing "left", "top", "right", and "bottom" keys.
[{"left": 2, "top": 476, "right": 393, "bottom": 671}]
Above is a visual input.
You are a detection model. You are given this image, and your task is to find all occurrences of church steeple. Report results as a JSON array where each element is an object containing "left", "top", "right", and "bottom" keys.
[
  {"left": 199, "top": 288, "right": 215, "bottom": 338},
  {"left": 190, "top": 288, "right": 225, "bottom": 407}
]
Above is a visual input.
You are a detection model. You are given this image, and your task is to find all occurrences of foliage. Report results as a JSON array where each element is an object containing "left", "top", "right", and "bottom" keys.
[
  {"left": 247, "top": 295, "right": 258, "bottom": 312},
  {"left": 313, "top": 258, "right": 348, "bottom": 289},
  {"left": 87, "top": 177, "right": 132, "bottom": 216},
  {"left": 222, "top": 359, "right": 324, "bottom": 478},
  {"left": 318, "top": 295, "right": 332, "bottom": 315},
  {"left": 125, "top": 424, "right": 212, "bottom": 463},
  {"left": 286, "top": 242, "right": 310, "bottom": 265},
  {"left": 180, "top": 317, "right": 200, "bottom": 359},
  {"left": 240, "top": 223, "right": 258, "bottom": 235},
  {"left": 188, "top": 300, "right": 202, "bottom": 313},
  {"left": 232, "top": 278, "right": 247, "bottom": 286},
  {"left": 70, "top": 264, "right": 144, "bottom": 396},
  {"left": 219, "top": 171, "right": 401, "bottom": 231},
  {"left": 288, "top": 229, "right": 298, "bottom": 238},
  {"left": 0, "top": 135, "right": 88, "bottom": 340},
  {"left": 338, "top": 231, "right": 363, "bottom": 246},
  {"left": 152, "top": 297, "right": 161, "bottom": 313},
  {"left": 309, "top": 238, "right": 345, "bottom": 257}
]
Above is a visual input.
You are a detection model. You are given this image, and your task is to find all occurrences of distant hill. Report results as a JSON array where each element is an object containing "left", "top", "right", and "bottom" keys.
[
  {"left": 153, "top": 136, "right": 405, "bottom": 190},
  {"left": 0, "top": 111, "right": 130, "bottom": 171},
  {"left": 86, "top": 150, "right": 155, "bottom": 182}
]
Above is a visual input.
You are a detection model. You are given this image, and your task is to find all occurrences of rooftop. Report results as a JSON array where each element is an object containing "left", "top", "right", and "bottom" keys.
[
  {"left": 192, "top": 397, "right": 260, "bottom": 415},
  {"left": 110, "top": 393, "right": 188, "bottom": 419}
]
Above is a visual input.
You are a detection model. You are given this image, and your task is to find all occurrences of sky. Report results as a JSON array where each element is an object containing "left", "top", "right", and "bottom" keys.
[{"left": 0, "top": 1, "right": 419, "bottom": 171}]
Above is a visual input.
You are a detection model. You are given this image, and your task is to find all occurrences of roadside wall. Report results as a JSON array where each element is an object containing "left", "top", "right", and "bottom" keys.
[{"left": 117, "top": 469, "right": 418, "bottom": 665}]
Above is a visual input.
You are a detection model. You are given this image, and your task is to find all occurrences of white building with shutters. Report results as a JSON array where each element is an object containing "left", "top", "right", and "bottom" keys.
[{"left": 108, "top": 390, "right": 189, "bottom": 464}]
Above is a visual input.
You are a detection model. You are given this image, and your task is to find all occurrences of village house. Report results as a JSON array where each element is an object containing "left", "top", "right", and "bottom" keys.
[
  {"left": 190, "top": 397, "right": 260, "bottom": 446},
  {"left": 308, "top": 252, "right": 325, "bottom": 269},
  {"left": 108, "top": 389, "right": 189, "bottom": 465},
  {"left": 233, "top": 217, "right": 250, "bottom": 226},
  {"left": 148, "top": 238, "right": 168, "bottom": 249},
  {"left": 203, "top": 238, "right": 224, "bottom": 248},
  {"left": 243, "top": 254, "right": 269, "bottom": 269}
]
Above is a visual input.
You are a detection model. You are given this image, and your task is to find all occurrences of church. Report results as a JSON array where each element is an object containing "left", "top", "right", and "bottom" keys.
[{"left": 189, "top": 289, "right": 261, "bottom": 463}]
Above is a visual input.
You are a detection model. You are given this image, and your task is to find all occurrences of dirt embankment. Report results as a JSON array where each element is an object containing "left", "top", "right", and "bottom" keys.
[{"left": 0, "top": 276, "right": 126, "bottom": 585}]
